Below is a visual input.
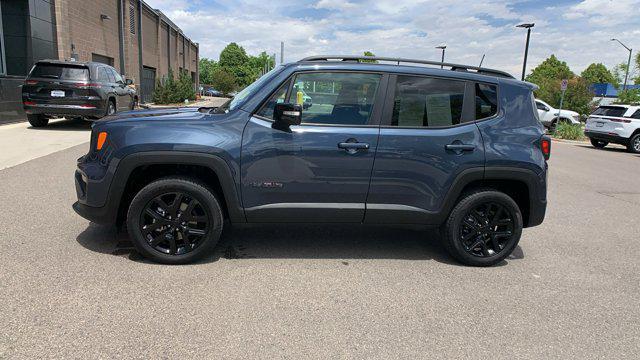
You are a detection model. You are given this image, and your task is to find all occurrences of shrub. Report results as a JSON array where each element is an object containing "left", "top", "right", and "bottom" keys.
[
  {"left": 553, "top": 122, "right": 585, "bottom": 141},
  {"left": 152, "top": 68, "right": 196, "bottom": 104},
  {"left": 615, "top": 89, "right": 640, "bottom": 105}
]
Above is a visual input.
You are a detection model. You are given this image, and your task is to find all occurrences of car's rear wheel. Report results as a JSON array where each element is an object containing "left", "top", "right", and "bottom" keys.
[
  {"left": 126, "top": 177, "right": 224, "bottom": 264},
  {"left": 590, "top": 138, "right": 608, "bottom": 149},
  {"left": 106, "top": 100, "right": 116, "bottom": 116},
  {"left": 27, "top": 114, "right": 49, "bottom": 127},
  {"left": 627, "top": 134, "right": 640, "bottom": 154},
  {"left": 442, "top": 190, "right": 523, "bottom": 267}
]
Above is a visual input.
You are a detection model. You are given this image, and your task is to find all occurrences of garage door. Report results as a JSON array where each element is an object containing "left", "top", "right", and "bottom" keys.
[{"left": 141, "top": 67, "right": 156, "bottom": 104}]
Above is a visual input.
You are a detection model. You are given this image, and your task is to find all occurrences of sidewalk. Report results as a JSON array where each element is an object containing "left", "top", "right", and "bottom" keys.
[{"left": 0, "top": 118, "right": 90, "bottom": 170}]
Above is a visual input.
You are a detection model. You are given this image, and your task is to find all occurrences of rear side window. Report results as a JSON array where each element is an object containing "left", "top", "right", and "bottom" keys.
[
  {"left": 98, "top": 67, "right": 110, "bottom": 82},
  {"left": 475, "top": 83, "right": 498, "bottom": 119},
  {"left": 630, "top": 110, "right": 640, "bottom": 119},
  {"left": 30, "top": 64, "right": 89, "bottom": 81},
  {"left": 592, "top": 106, "right": 627, "bottom": 117},
  {"left": 391, "top": 75, "right": 465, "bottom": 127}
]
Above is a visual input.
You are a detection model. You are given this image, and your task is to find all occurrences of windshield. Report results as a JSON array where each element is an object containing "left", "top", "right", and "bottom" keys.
[{"left": 214, "top": 66, "right": 284, "bottom": 113}]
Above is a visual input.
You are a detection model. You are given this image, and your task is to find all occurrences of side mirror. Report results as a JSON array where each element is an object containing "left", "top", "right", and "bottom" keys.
[
  {"left": 273, "top": 103, "right": 302, "bottom": 131},
  {"left": 544, "top": 106, "right": 550, "bottom": 111},
  {"left": 125, "top": 79, "right": 133, "bottom": 86}
]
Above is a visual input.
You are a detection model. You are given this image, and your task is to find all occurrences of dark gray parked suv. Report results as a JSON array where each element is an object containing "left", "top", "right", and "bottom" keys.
[{"left": 22, "top": 60, "right": 138, "bottom": 127}]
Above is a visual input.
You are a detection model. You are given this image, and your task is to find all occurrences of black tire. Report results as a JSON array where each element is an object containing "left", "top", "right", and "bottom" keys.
[
  {"left": 442, "top": 190, "right": 523, "bottom": 267},
  {"left": 126, "top": 177, "right": 224, "bottom": 264},
  {"left": 627, "top": 133, "right": 640, "bottom": 154},
  {"left": 27, "top": 114, "right": 49, "bottom": 127},
  {"left": 590, "top": 138, "right": 608, "bottom": 149},
  {"left": 106, "top": 99, "right": 116, "bottom": 116}
]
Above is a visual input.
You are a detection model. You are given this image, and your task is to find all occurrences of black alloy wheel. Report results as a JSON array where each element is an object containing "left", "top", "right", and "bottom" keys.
[
  {"left": 442, "top": 190, "right": 523, "bottom": 267},
  {"left": 126, "top": 177, "right": 223, "bottom": 264},
  {"left": 140, "top": 192, "right": 209, "bottom": 256},
  {"left": 459, "top": 202, "right": 515, "bottom": 258}
]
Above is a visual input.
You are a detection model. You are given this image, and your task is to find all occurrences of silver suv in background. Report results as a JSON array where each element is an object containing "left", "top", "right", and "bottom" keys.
[{"left": 584, "top": 105, "right": 640, "bottom": 153}]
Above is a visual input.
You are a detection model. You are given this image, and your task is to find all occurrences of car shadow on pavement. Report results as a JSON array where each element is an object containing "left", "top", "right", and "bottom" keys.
[
  {"left": 576, "top": 144, "right": 629, "bottom": 153},
  {"left": 28, "top": 118, "right": 92, "bottom": 131},
  {"left": 77, "top": 223, "right": 524, "bottom": 267}
]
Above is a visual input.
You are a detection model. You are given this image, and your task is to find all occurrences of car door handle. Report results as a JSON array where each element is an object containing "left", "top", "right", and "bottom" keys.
[
  {"left": 338, "top": 142, "right": 369, "bottom": 150},
  {"left": 445, "top": 143, "right": 476, "bottom": 151}
]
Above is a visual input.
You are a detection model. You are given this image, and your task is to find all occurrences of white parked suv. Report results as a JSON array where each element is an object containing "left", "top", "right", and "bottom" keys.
[
  {"left": 535, "top": 99, "right": 581, "bottom": 131},
  {"left": 584, "top": 105, "right": 640, "bottom": 153}
]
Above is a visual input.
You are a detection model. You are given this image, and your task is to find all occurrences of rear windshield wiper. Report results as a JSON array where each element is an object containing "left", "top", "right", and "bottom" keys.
[{"left": 39, "top": 75, "right": 60, "bottom": 79}]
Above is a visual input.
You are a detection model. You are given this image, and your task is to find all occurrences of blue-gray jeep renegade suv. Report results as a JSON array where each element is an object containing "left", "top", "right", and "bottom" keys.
[{"left": 73, "top": 55, "right": 549, "bottom": 266}]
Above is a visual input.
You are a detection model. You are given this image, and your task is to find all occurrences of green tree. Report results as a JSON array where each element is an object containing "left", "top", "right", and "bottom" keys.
[
  {"left": 362, "top": 51, "right": 378, "bottom": 63},
  {"left": 525, "top": 55, "right": 593, "bottom": 115},
  {"left": 615, "top": 89, "right": 640, "bottom": 105},
  {"left": 177, "top": 69, "right": 196, "bottom": 101},
  {"left": 199, "top": 58, "right": 219, "bottom": 85},
  {"left": 581, "top": 63, "right": 616, "bottom": 85},
  {"left": 211, "top": 68, "right": 236, "bottom": 96},
  {"left": 525, "top": 55, "right": 574, "bottom": 86}
]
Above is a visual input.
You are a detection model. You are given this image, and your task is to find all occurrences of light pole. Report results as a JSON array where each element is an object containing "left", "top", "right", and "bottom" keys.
[
  {"left": 611, "top": 38, "right": 632, "bottom": 90},
  {"left": 517, "top": 23, "right": 535, "bottom": 81},
  {"left": 436, "top": 45, "right": 446, "bottom": 69}
]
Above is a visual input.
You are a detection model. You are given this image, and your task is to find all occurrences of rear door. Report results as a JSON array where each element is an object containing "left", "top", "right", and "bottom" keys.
[
  {"left": 365, "top": 75, "right": 489, "bottom": 224},
  {"left": 241, "top": 71, "right": 386, "bottom": 222},
  {"left": 24, "top": 63, "right": 92, "bottom": 105}
]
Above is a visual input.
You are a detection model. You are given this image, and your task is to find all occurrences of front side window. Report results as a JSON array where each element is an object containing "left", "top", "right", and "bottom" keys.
[
  {"left": 391, "top": 76, "right": 465, "bottom": 127},
  {"left": 475, "top": 83, "right": 498, "bottom": 119},
  {"left": 631, "top": 110, "right": 640, "bottom": 119},
  {"left": 291, "top": 72, "right": 381, "bottom": 125},
  {"left": 255, "top": 80, "right": 290, "bottom": 119}
]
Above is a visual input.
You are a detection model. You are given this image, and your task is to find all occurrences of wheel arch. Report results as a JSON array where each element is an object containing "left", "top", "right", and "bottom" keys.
[{"left": 110, "top": 151, "right": 245, "bottom": 225}]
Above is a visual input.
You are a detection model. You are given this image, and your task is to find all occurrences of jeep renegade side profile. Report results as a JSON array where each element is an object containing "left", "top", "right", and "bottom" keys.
[{"left": 73, "top": 55, "right": 549, "bottom": 267}]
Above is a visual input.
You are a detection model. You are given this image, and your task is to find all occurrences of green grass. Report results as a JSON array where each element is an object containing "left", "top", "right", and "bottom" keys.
[{"left": 553, "top": 122, "right": 585, "bottom": 141}]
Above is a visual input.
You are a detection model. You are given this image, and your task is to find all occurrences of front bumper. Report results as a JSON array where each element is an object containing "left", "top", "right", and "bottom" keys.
[
  {"left": 72, "top": 201, "right": 115, "bottom": 224},
  {"left": 584, "top": 130, "right": 629, "bottom": 145}
]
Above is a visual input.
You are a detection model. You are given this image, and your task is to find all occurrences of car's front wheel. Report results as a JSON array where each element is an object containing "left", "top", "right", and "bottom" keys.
[
  {"left": 126, "top": 177, "right": 224, "bottom": 264},
  {"left": 590, "top": 138, "right": 608, "bottom": 149},
  {"left": 627, "top": 133, "right": 640, "bottom": 154},
  {"left": 442, "top": 190, "right": 523, "bottom": 267},
  {"left": 27, "top": 114, "right": 49, "bottom": 127}
]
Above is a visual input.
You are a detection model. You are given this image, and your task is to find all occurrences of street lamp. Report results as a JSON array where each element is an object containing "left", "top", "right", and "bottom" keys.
[
  {"left": 516, "top": 23, "right": 535, "bottom": 81},
  {"left": 436, "top": 45, "right": 446, "bottom": 69},
  {"left": 611, "top": 38, "right": 632, "bottom": 90}
]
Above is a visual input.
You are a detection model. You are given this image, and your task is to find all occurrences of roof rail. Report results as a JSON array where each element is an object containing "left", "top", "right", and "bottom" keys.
[{"left": 299, "top": 55, "right": 515, "bottom": 79}]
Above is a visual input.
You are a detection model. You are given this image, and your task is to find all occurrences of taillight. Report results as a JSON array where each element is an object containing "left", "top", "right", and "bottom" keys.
[
  {"left": 540, "top": 136, "right": 551, "bottom": 160},
  {"left": 25, "top": 80, "right": 38, "bottom": 85},
  {"left": 74, "top": 82, "right": 101, "bottom": 89},
  {"left": 23, "top": 101, "right": 36, "bottom": 106}
]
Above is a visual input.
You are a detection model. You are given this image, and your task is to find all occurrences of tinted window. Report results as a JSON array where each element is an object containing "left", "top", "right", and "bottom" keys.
[
  {"left": 30, "top": 64, "right": 89, "bottom": 81},
  {"left": 392, "top": 76, "right": 465, "bottom": 127},
  {"left": 536, "top": 101, "right": 548, "bottom": 110},
  {"left": 256, "top": 80, "right": 290, "bottom": 120},
  {"left": 475, "top": 83, "right": 498, "bottom": 119},
  {"left": 291, "top": 72, "right": 381, "bottom": 125},
  {"left": 109, "top": 68, "right": 123, "bottom": 83},
  {"left": 106, "top": 68, "right": 116, "bottom": 83},
  {"left": 592, "top": 106, "right": 627, "bottom": 117},
  {"left": 630, "top": 110, "right": 640, "bottom": 119},
  {"left": 98, "top": 67, "right": 110, "bottom": 82}
]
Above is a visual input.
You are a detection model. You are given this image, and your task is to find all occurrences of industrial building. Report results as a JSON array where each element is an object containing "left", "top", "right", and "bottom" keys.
[{"left": 0, "top": 0, "right": 199, "bottom": 124}]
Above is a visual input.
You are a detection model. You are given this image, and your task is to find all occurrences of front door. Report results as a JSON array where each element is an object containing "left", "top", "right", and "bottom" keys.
[
  {"left": 241, "top": 71, "right": 386, "bottom": 222},
  {"left": 365, "top": 75, "right": 491, "bottom": 224}
]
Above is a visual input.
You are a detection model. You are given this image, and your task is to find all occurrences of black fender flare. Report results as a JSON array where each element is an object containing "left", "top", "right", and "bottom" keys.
[{"left": 108, "top": 151, "right": 245, "bottom": 223}]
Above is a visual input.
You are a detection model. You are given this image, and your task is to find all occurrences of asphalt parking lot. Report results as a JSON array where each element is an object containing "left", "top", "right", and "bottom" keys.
[{"left": 1, "top": 120, "right": 639, "bottom": 359}]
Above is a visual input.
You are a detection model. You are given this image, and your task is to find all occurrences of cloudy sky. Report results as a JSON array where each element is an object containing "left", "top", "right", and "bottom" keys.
[{"left": 146, "top": 0, "right": 639, "bottom": 78}]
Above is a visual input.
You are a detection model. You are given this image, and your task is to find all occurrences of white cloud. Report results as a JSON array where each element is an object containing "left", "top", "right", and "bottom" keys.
[{"left": 145, "top": 0, "right": 640, "bottom": 77}]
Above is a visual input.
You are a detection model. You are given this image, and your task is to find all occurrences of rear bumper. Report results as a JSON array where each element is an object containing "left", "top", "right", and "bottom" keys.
[
  {"left": 24, "top": 103, "right": 104, "bottom": 118},
  {"left": 584, "top": 130, "right": 629, "bottom": 145}
]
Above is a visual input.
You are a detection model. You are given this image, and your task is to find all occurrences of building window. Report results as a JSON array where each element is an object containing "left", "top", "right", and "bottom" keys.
[{"left": 129, "top": 3, "right": 135, "bottom": 34}]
